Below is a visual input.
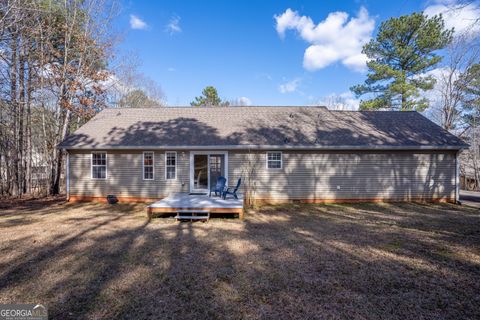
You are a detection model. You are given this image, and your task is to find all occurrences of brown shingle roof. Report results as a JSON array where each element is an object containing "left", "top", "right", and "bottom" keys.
[{"left": 59, "top": 106, "right": 468, "bottom": 150}]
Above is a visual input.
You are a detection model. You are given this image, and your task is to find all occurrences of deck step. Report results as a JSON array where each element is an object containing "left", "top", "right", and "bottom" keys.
[
  {"left": 176, "top": 215, "right": 210, "bottom": 220},
  {"left": 175, "top": 210, "right": 210, "bottom": 222}
]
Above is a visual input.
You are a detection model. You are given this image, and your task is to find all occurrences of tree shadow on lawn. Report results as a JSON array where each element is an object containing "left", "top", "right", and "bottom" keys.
[
  {"left": 320, "top": 202, "right": 480, "bottom": 245},
  {"left": 0, "top": 201, "right": 479, "bottom": 319},
  {"left": 0, "top": 200, "right": 143, "bottom": 228},
  {"left": 241, "top": 202, "right": 480, "bottom": 319},
  {"left": 0, "top": 203, "right": 242, "bottom": 319},
  {"left": 0, "top": 196, "right": 67, "bottom": 211}
]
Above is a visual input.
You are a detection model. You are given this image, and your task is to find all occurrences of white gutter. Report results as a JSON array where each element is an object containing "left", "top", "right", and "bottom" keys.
[
  {"left": 60, "top": 144, "right": 468, "bottom": 151},
  {"left": 66, "top": 151, "right": 70, "bottom": 201}
]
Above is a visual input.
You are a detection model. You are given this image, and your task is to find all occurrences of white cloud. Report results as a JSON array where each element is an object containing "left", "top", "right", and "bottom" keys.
[
  {"left": 424, "top": 0, "right": 480, "bottom": 37},
  {"left": 312, "top": 92, "right": 360, "bottom": 110},
  {"left": 167, "top": 67, "right": 176, "bottom": 72},
  {"left": 165, "top": 15, "right": 182, "bottom": 34},
  {"left": 129, "top": 15, "right": 148, "bottom": 30},
  {"left": 279, "top": 78, "right": 301, "bottom": 93},
  {"left": 339, "top": 92, "right": 361, "bottom": 110},
  {"left": 421, "top": 66, "right": 459, "bottom": 122},
  {"left": 274, "top": 7, "right": 375, "bottom": 72},
  {"left": 238, "top": 97, "right": 252, "bottom": 106},
  {"left": 422, "top": 66, "right": 461, "bottom": 105},
  {"left": 101, "top": 74, "right": 132, "bottom": 98},
  {"left": 230, "top": 97, "right": 252, "bottom": 106}
]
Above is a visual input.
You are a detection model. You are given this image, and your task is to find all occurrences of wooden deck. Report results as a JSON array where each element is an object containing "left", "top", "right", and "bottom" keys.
[{"left": 147, "top": 193, "right": 244, "bottom": 219}]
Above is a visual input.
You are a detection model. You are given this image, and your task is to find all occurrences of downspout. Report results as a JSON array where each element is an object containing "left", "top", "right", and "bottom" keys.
[
  {"left": 66, "top": 150, "right": 70, "bottom": 201},
  {"left": 455, "top": 150, "right": 460, "bottom": 204}
]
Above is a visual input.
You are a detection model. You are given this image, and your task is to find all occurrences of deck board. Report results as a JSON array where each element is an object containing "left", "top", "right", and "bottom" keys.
[{"left": 147, "top": 193, "right": 244, "bottom": 218}]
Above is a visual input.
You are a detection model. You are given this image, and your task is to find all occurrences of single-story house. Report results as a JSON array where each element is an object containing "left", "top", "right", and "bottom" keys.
[
  {"left": 460, "top": 162, "right": 479, "bottom": 191},
  {"left": 59, "top": 106, "right": 468, "bottom": 204}
]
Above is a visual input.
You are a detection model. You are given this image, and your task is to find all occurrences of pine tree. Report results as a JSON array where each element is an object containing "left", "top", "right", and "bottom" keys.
[
  {"left": 191, "top": 86, "right": 229, "bottom": 107},
  {"left": 351, "top": 13, "right": 453, "bottom": 111}
]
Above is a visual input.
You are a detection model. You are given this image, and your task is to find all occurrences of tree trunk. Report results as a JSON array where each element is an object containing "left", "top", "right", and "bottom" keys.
[
  {"left": 10, "top": 33, "right": 18, "bottom": 196},
  {"left": 51, "top": 108, "right": 71, "bottom": 195},
  {"left": 0, "top": 153, "right": 3, "bottom": 196},
  {"left": 25, "top": 53, "right": 32, "bottom": 194},
  {"left": 18, "top": 43, "right": 26, "bottom": 195}
]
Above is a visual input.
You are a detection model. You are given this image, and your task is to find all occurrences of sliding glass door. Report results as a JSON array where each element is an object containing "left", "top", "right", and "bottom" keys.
[
  {"left": 190, "top": 152, "right": 228, "bottom": 194},
  {"left": 193, "top": 154, "right": 209, "bottom": 192},
  {"left": 209, "top": 154, "right": 225, "bottom": 187}
]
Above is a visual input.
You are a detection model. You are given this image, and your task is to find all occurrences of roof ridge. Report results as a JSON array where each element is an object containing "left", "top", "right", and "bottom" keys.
[
  {"left": 103, "top": 106, "right": 329, "bottom": 110},
  {"left": 104, "top": 107, "right": 422, "bottom": 113}
]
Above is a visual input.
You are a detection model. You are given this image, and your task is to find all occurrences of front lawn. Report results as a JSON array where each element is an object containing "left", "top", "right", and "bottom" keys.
[{"left": 0, "top": 198, "right": 479, "bottom": 319}]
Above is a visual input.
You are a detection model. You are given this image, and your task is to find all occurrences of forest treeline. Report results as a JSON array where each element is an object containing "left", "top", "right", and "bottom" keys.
[{"left": 0, "top": 0, "right": 164, "bottom": 197}]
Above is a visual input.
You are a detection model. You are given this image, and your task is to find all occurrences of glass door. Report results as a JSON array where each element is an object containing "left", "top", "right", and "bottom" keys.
[
  {"left": 190, "top": 152, "right": 228, "bottom": 194},
  {"left": 209, "top": 154, "right": 225, "bottom": 187},
  {"left": 192, "top": 154, "right": 209, "bottom": 193}
]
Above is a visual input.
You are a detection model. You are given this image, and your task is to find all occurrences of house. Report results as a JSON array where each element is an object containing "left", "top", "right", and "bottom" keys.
[
  {"left": 59, "top": 106, "right": 468, "bottom": 205},
  {"left": 460, "top": 160, "right": 479, "bottom": 191}
]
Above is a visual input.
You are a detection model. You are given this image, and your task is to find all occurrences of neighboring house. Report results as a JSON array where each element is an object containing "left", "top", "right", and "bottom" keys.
[
  {"left": 59, "top": 106, "right": 468, "bottom": 204},
  {"left": 460, "top": 161, "right": 479, "bottom": 191}
]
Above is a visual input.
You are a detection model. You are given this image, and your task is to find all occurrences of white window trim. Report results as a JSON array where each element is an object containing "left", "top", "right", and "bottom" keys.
[
  {"left": 165, "top": 151, "right": 177, "bottom": 180},
  {"left": 91, "top": 152, "right": 107, "bottom": 180},
  {"left": 143, "top": 151, "right": 155, "bottom": 180},
  {"left": 266, "top": 151, "right": 282, "bottom": 169}
]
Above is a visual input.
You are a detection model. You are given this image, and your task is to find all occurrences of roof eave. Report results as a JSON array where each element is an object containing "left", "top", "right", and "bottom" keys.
[{"left": 59, "top": 144, "right": 469, "bottom": 151}]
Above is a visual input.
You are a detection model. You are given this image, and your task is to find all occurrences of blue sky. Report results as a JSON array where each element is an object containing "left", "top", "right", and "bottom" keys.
[{"left": 115, "top": 0, "right": 480, "bottom": 107}]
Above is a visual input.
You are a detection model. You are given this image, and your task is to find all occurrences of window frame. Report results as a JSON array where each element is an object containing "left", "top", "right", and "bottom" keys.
[
  {"left": 165, "top": 151, "right": 177, "bottom": 180},
  {"left": 266, "top": 151, "right": 282, "bottom": 169},
  {"left": 91, "top": 152, "right": 107, "bottom": 180},
  {"left": 143, "top": 151, "right": 155, "bottom": 181}
]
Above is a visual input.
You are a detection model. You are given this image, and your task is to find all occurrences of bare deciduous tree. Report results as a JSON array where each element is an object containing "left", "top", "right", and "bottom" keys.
[
  {"left": 428, "top": 36, "right": 480, "bottom": 132},
  {"left": 0, "top": 0, "right": 122, "bottom": 197}
]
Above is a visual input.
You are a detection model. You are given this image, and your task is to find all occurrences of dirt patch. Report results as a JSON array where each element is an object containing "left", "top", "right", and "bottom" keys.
[{"left": 0, "top": 201, "right": 479, "bottom": 319}]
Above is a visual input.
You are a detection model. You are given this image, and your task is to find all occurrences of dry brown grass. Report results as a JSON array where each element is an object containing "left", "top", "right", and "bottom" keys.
[{"left": 0, "top": 198, "right": 479, "bottom": 319}]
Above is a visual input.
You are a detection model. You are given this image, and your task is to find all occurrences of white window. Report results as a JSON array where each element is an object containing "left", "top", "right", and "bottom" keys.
[
  {"left": 165, "top": 152, "right": 177, "bottom": 180},
  {"left": 143, "top": 152, "right": 154, "bottom": 180},
  {"left": 91, "top": 152, "right": 107, "bottom": 179},
  {"left": 266, "top": 152, "right": 282, "bottom": 169}
]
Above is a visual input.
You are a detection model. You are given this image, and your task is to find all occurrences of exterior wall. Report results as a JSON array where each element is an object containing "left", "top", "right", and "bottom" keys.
[
  {"left": 69, "top": 150, "right": 189, "bottom": 199},
  {"left": 228, "top": 150, "right": 456, "bottom": 202},
  {"left": 69, "top": 149, "right": 457, "bottom": 202}
]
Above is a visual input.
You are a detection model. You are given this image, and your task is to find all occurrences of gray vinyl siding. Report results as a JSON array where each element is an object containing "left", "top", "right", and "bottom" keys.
[
  {"left": 228, "top": 150, "right": 456, "bottom": 201},
  {"left": 69, "top": 150, "right": 189, "bottom": 198},
  {"left": 69, "top": 149, "right": 456, "bottom": 201}
]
